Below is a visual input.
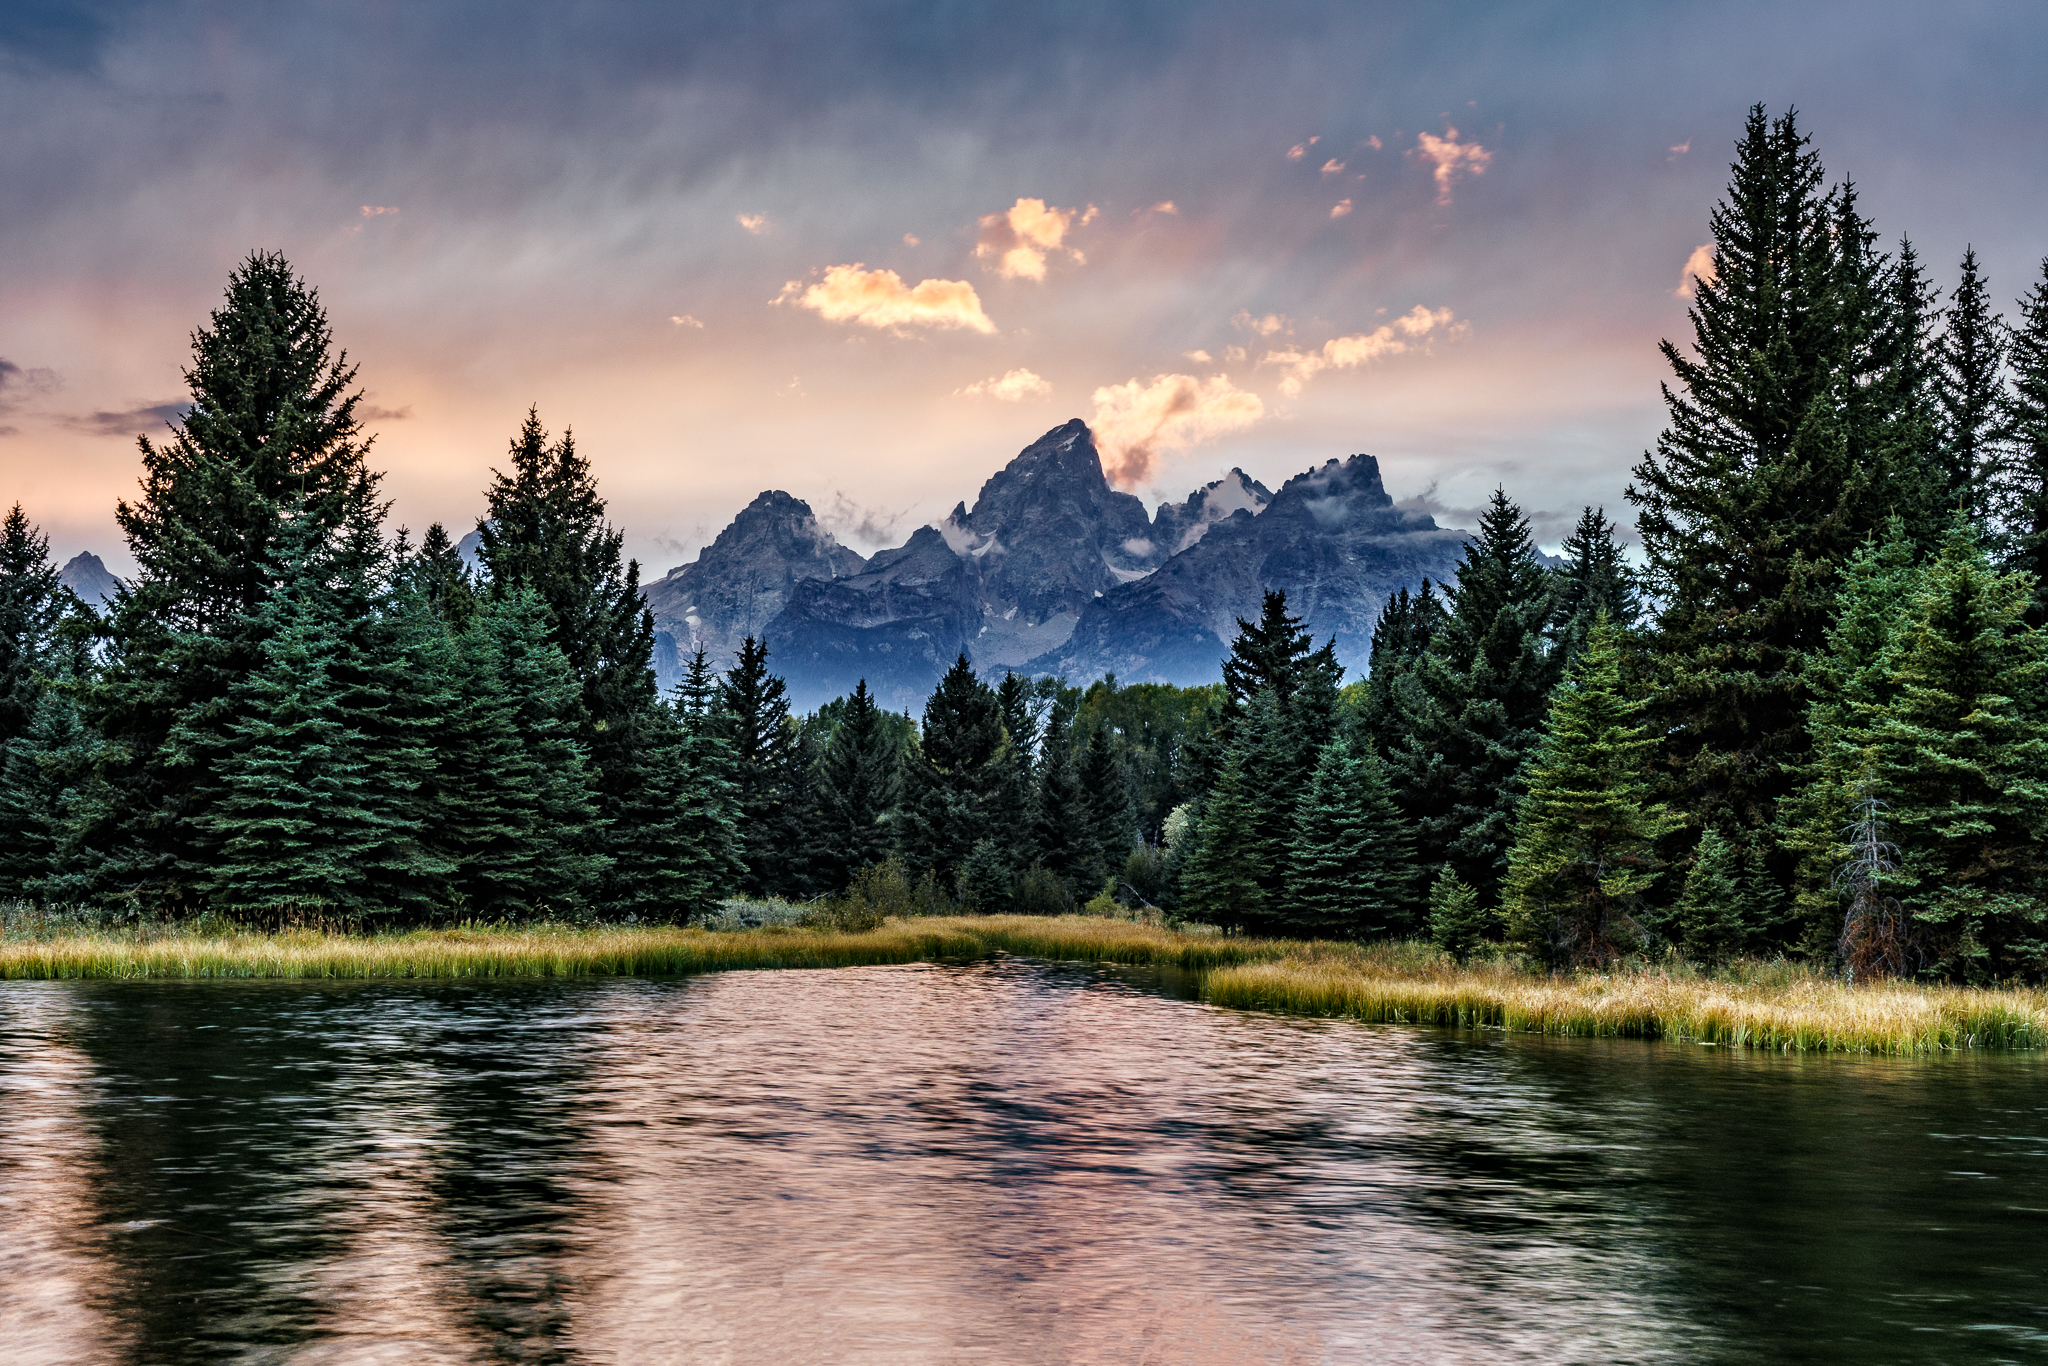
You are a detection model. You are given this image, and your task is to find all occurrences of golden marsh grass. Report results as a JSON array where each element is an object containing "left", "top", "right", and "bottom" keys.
[{"left": 4, "top": 913, "right": 2041, "bottom": 1053}]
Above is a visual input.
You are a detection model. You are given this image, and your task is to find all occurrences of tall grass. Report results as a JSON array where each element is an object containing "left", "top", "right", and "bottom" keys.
[
  {"left": 5, "top": 911, "right": 2044, "bottom": 1053},
  {"left": 1205, "top": 946, "right": 2048, "bottom": 1054}
]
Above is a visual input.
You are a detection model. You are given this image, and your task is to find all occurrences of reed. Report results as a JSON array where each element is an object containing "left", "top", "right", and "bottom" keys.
[{"left": 1204, "top": 951, "right": 2048, "bottom": 1054}]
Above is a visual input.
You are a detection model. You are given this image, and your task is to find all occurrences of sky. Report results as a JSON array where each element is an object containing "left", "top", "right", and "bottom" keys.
[{"left": 2, "top": 0, "right": 2045, "bottom": 578}]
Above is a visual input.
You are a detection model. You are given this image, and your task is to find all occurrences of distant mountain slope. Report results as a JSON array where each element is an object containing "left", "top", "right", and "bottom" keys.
[
  {"left": 1024, "top": 455, "right": 1468, "bottom": 685},
  {"left": 58, "top": 552, "right": 123, "bottom": 607},
  {"left": 641, "top": 490, "right": 866, "bottom": 686}
]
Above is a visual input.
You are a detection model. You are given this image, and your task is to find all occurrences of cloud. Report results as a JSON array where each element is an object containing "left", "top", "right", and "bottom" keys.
[
  {"left": 669, "top": 314, "right": 705, "bottom": 328},
  {"left": 974, "top": 197, "right": 1091, "bottom": 282},
  {"left": 0, "top": 359, "right": 60, "bottom": 410},
  {"left": 1366, "top": 135, "right": 1383, "bottom": 150},
  {"left": 1183, "top": 349, "right": 1212, "bottom": 363},
  {"left": 903, "top": 233, "right": 920, "bottom": 245},
  {"left": 1149, "top": 201, "right": 1179, "bottom": 215},
  {"left": 1285, "top": 144, "right": 1306, "bottom": 161},
  {"left": 359, "top": 205, "right": 399, "bottom": 217},
  {"left": 737, "top": 213, "right": 770, "bottom": 234},
  {"left": 1677, "top": 243, "right": 1717, "bottom": 298},
  {"left": 1411, "top": 126, "right": 1492, "bottom": 204},
  {"left": 57, "top": 400, "right": 191, "bottom": 436},
  {"left": 1231, "top": 311, "right": 1289, "bottom": 337},
  {"left": 1089, "top": 372, "right": 1264, "bottom": 488},
  {"left": 359, "top": 403, "right": 413, "bottom": 421},
  {"left": 1330, "top": 198, "right": 1353, "bottom": 219},
  {"left": 817, "top": 491, "right": 914, "bottom": 553},
  {"left": 1262, "top": 304, "right": 1458, "bottom": 396},
  {"left": 959, "top": 368, "right": 1051, "bottom": 401},
  {"left": 1668, "top": 140, "right": 1691, "bottom": 160},
  {"left": 778, "top": 264, "right": 996, "bottom": 334},
  {"left": 1321, "top": 158, "right": 1345, "bottom": 174}
]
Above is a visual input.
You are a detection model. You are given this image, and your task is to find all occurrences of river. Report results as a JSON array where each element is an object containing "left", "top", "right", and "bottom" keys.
[{"left": 1, "top": 957, "right": 2044, "bottom": 1363}]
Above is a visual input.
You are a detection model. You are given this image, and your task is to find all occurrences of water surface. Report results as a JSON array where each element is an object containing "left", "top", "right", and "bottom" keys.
[{"left": 2, "top": 958, "right": 2045, "bottom": 1363}]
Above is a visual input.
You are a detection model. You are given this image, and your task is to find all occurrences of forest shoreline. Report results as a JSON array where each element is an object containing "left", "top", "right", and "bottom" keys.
[{"left": 4, "top": 914, "right": 2041, "bottom": 1054}]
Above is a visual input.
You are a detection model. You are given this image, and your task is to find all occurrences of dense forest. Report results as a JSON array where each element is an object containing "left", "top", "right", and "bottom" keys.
[{"left": 6, "top": 106, "right": 2048, "bottom": 981}]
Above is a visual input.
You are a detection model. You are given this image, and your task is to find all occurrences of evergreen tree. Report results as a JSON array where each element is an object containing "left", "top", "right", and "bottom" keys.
[
  {"left": 1428, "top": 865, "right": 1488, "bottom": 964},
  {"left": 1391, "top": 488, "right": 1559, "bottom": 900},
  {"left": 1934, "top": 247, "right": 2008, "bottom": 516},
  {"left": 1219, "top": 589, "right": 1315, "bottom": 732},
  {"left": 1677, "top": 827, "right": 1749, "bottom": 965},
  {"left": 670, "top": 647, "right": 745, "bottom": 916},
  {"left": 1552, "top": 507, "right": 1640, "bottom": 668},
  {"left": 957, "top": 838, "right": 1013, "bottom": 912},
  {"left": 405, "top": 521, "right": 477, "bottom": 631},
  {"left": 599, "top": 699, "right": 730, "bottom": 922},
  {"left": 0, "top": 689, "right": 101, "bottom": 902},
  {"left": 1627, "top": 109, "right": 1945, "bottom": 897},
  {"left": 1232, "top": 688, "right": 1303, "bottom": 922},
  {"left": 1029, "top": 703, "right": 1097, "bottom": 891},
  {"left": 1355, "top": 581, "right": 1446, "bottom": 763},
  {"left": 896, "top": 653, "right": 1005, "bottom": 885},
  {"left": 0, "top": 505, "right": 84, "bottom": 747},
  {"left": 718, "top": 636, "right": 800, "bottom": 895},
  {"left": 84, "top": 252, "right": 378, "bottom": 902},
  {"left": 1283, "top": 739, "right": 1419, "bottom": 939},
  {"left": 1503, "top": 617, "right": 1677, "bottom": 970},
  {"left": 1079, "top": 724, "right": 1138, "bottom": 882},
  {"left": 1996, "top": 258, "right": 2048, "bottom": 622},
  {"left": 1181, "top": 748, "right": 1266, "bottom": 930},
  {"left": 812, "top": 680, "right": 900, "bottom": 893},
  {"left": 1872, "top": 527, "right": 2048, "bottom": 979}
]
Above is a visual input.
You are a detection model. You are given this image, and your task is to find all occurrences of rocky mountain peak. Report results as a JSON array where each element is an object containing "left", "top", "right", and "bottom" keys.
[
  {"left": 57, "top": 552, "right": 123, "bottom": 607},
  {"left": 1150, "top": 468, "right": 1275, "bottom": 555}
]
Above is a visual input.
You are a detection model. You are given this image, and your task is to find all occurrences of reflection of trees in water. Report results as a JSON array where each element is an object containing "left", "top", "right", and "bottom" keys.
[{"left": 57, "top": 980, "right": 612, "bottom": 1365}]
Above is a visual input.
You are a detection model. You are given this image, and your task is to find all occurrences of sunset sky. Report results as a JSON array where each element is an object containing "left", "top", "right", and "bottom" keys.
[{"left": 2, "top": 1, "right": 2044, "bottom": 577}]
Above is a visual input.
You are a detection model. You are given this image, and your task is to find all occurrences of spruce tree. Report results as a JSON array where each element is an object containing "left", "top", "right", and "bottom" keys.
[
  {"left": 1552, "top": 507, "right": 1640, "bottom": 669},
  {"left": 0, "top": 505, "right": 84, "bottom": 747},
  {"left": 671, "top": 647, "right": 746, "bottom": 916},
  {"left": 406, "top": 522, "right": 477, "bottom": 631},
  {"left": 1182, "top": 748, "right": 1266, "bottom": 931},
  {"left": 1677, "top": 827, "right": 1748, "bottom": 965},
  {"left": 1503, "top": 617, "right": 1677, "bottom": 970},
  {"left": 1934, "top": 247, "right": 2008, "bottom": 516},
  {"left": 1355, "top": 581, "right": 1446, "bottom": 763},
  {"left": 1428, "top": 865, "right": 1488, "bottom": 964},
  {"left": 0, "top": 689, "right": 101, "bottom": 902},
  {"left": 958, "top": 838, "right": 1013, "bottom": 912},
  {"left": 896, "top": 653, "right": 1005, "bottom": 884},
  {"left": 1079, "top": 724, "right": 1138, "bottom": 884},
  {"left": 1283, "top": 739, "right": 1419, "bottom": 939},
  {"left": 1997, "top": 258, "right": 2048, "bottom": 622},
  {"left": 812, "top": 680, "right": 900, "bottom": 893},
  {"left": 1391, "top": 488, "right": 1559, "bottom": 900},
  {"left": 719, "top": 636, "right": 800, "bottom": 895},
  {"left": 1029, "top": 703, "right": 1098, "bottom": 893},
  {"left": 85, "top": 252, "right": 377, "bottom": 901},
  {"left": 1627, "top": 108, "right": 1945, "bottom": 899},
  {"left": 1873, "top": 527, "right": 2048, "bottom": 979}
]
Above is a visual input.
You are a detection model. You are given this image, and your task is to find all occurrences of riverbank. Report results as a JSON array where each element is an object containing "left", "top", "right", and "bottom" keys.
[{"left": 3, "top": 915, "right": 2041, "bottom": 1053}]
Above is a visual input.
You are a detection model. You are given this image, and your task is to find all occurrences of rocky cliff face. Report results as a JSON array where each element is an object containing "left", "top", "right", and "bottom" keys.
[
  {"left": 1148, "top": 468, "right": 1273, "bottom": 556},
  {"left": 641, "top": 490, "right": 866, "bottom": 686},
  {"left": 1023, "top": 454, "right": 1468, "bottom": 685},
  {"left": 57, "top": 552, "right": 123, "bottom": 607}
]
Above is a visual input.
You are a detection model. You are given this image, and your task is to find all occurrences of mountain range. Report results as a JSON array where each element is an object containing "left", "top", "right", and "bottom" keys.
[{"left": 645, "top": 419, "right": 1470, "bottom": 709}]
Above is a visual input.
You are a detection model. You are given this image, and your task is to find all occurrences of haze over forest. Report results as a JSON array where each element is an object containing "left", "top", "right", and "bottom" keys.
[{"left": 2, "top": 1, "right": 2045, "bottom": 577}]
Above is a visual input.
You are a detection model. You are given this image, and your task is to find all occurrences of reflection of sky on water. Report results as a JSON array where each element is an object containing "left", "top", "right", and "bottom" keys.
[{"left": 1, "top": 963, "right": 2045, "bottom": 1362}]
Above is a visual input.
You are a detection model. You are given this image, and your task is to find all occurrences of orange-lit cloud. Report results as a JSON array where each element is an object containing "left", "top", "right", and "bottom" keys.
[
  {"left": 1149, "top": 201, "right": 1179, "bottom": 215},
  {"left": 1412, "top": 127, "right": 1491, "bottom": 204},
  {"left": 974, "top": 197, "right": 1094, "bottom": 282},
  {"left": 1232, "top": 311, "right": 1288, "bottom": 337},
  {"left": 1676, "top": 243, "right": 1717, "bottom": 298},
  {"left": 779, "top": 265, "right": 996, "bottom": 334},
  {"left": 1090, "top": 372, "right": 1264, "bottom": 488},
  {"left": 1330, "top": 198, "right": 1353, "bottom": 219},
  {"left": 903, "top": 232, "right": 920, "bottom": 246},
  {"left": 669, "top": 314, "right": 704, "bottom": 328},
  {"left": 737, "top": 213, "right": 771, "bottom": 234},
  {"left": 1263, "top": 304, "right": 1458, "bottom": 396},
  {"left": 1183, "top": 349, "right": 1212, "bottom": 363},
  {"left": 959, "top": 368, "right": 1051, "bottom": 401},
  {"left": 359, "top": 205, "right": 399, "bottom": 217},
  {"left": 1321, "top": 158, "right": 1345, "bottom": 174}
]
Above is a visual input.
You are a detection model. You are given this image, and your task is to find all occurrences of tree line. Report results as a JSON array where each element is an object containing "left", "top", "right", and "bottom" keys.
[{"left": 6, "top": 105, "right": 2048, "bottom": 982}]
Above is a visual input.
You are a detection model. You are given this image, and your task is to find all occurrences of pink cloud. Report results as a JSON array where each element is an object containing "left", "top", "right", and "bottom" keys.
[
  {"left": 1321, "top": 158, "right": 1346, "bottom": 174},
  {"left": 1262, "top": 304, "right": 1459, "bottom": 395},
  {"left": 1330, "top": 198, "right": 1353, "bottom": 219},
  {"left": 959, "top": 368, "right": 1051, "bottom": 401},
  {"left": 778, "top": 265, "right": 996, "bottom": 334},
  {"left": 974, "top": 197, "right": 1090, "bottom": 281},
  {"left": 1090, "top": 373, "right": 1264, "bottom": 488},
  {"left": 1411, "top": 127, "right": 1492, "bottom": 204},
  {"left": 1676, "top": 243, "right": 1717, "bottom": 299}
]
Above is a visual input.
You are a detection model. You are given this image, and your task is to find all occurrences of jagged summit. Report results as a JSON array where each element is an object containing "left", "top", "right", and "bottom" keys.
[
  {"left": 648, "top": 428, "right": 1466, "bottom": 705},
  {"left": 642, "top": 490, "right": 865, "bottom": 678},
  {"left": 58, "top": 552, "right": 123, "bottom": 607}
]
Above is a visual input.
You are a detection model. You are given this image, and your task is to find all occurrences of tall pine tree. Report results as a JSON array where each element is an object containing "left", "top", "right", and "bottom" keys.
[
  {"left": 1283, "top": 739, "right": 1419, "bottom": 939},
  {"left": 1934, "top": 247, "right": 2008, "bottom": 516},
  {"left": 1996, "top": 258, "right": 2048, "bottom": 622},
  {"left": 811, "top": 680, "right": 900, "bottom": 892}
]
